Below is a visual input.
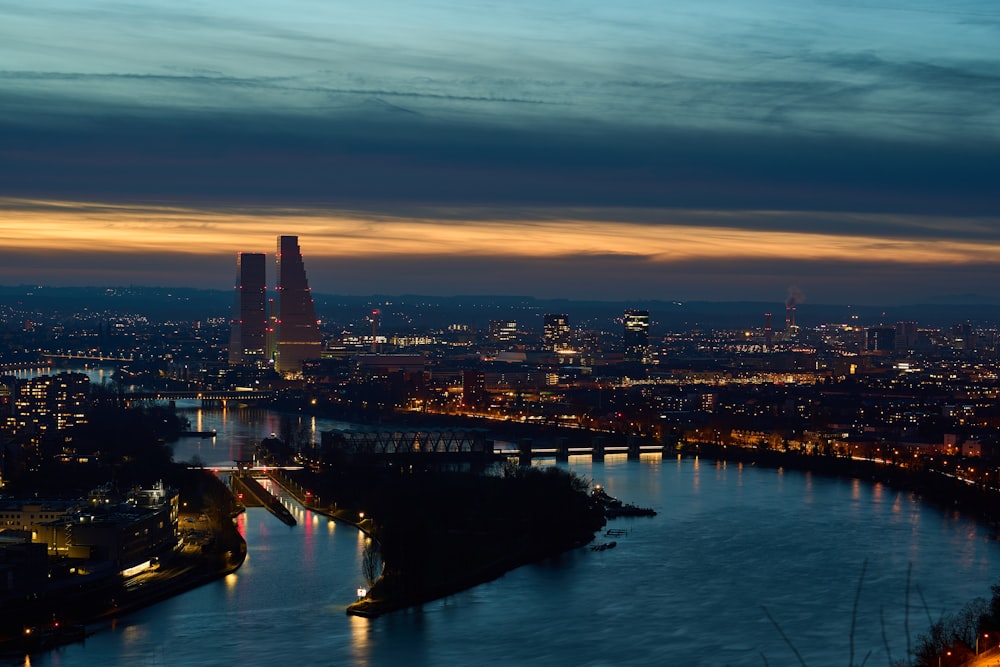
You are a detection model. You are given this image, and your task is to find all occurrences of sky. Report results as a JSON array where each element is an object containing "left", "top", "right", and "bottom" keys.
[{"left": 1, "top": 0, "right": 998, "bottom": 304}]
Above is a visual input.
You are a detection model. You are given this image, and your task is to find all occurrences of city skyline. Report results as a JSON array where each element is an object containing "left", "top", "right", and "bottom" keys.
[{"left": 1, "top": 1, "right": 998, "bottom": 304}]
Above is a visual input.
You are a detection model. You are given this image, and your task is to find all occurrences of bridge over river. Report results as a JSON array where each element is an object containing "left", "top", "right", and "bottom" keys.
[{"left": 123, "top": 389, "right": 274, "bottom": 407}]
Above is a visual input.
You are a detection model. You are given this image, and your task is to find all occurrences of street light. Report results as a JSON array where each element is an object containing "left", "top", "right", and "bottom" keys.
[{"left": 977, "top": 632, "right": 989, "bottom": 655}]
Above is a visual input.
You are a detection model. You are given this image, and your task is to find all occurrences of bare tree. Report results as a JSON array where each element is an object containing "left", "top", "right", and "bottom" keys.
[{"left": 362, "top": 537, "right": 383, "bottom": 589}]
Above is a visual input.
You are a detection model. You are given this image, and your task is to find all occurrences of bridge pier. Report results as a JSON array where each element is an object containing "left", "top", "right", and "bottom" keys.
[
  {"left": 555, "top": 437, "right": 569, "bottom": 462},
  {"left": 592, "top": 436, "right": 605, "bottom": 462},
  {"left": 627, "top": 436, "right": 641, "bottom": 461},
  {"left": 518, "top": 438, "right": 533, "bottom": 467}
]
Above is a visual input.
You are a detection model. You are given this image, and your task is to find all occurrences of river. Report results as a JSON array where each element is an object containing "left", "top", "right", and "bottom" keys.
[{"left": 10, "top": 400, "right": 1000, "bottom": 666}]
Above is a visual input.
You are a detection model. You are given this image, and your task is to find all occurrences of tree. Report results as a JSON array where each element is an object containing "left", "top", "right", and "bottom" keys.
[{"left": 361, "top": 537, "right": 383, "bottom": 589}]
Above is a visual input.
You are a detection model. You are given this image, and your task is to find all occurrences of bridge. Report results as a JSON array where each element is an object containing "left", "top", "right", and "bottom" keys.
[
  {"left": 505, "top": 436, "right": 673, "bottom": 465},
  {"left": 123, "top": 389, "right": 274, "bottom": 406},
  {"left": 41, "top": 353, "right": 135, "bottom": 362},
  {"left": 320, "top": 426, "right": 672, "bottom": 465},
  {"left": 0, "top": 360, "right": 55, "bottom": 372}
]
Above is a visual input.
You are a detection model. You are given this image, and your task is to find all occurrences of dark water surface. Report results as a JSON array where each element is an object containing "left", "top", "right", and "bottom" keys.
[{"left": 15, "top": 407, "right": 1000, "bottom": 666}]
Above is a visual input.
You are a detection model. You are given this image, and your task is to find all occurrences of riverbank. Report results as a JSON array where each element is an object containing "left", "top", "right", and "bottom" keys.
[
  {"left": 0, "top": 470, "right": 247, "bottom": 658},
  {"left": 269, "top": 470, "right": 596, "bottom": 618},
  {"left": 0, "top": 529, "right": 245, "bottom": 658},
  {"left": 680, "top": 442, "right": 1000, "bottom": 529},
  {"left": 346, "top": 532, "right": 595, "bottom": 618},
  {"left": 277, "top": 465, "right": 606, "bottom": 618}
]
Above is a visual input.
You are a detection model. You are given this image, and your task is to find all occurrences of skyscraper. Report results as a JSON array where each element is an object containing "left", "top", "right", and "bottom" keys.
[
  {"left": 623, "top": 309, "right": 650, "bottom": 362},
  {"left": 228, "top": 252, "right": 267, "bottom": 366},
  {"left": 275, "top": 236, "right": 322, "bottom": 374}
]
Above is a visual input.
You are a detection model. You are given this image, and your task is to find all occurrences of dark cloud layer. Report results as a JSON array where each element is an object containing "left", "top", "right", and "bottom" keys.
[{"left": 1, "top": 103, "right": 997, "bottom": 220}]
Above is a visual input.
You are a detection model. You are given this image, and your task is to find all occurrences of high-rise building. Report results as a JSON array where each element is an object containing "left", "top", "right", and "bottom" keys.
[
  {"left": 489, "top": 320, "right": 518, "bottom": 345},
  {"left": 895, "top": 321, "right": 918, "bottom": 353},
  {"left": 13, "top": 373, "right": 90, "bottom": 451},
  {"left": 228, "top": 252, "right": 268, "bottom": 367},
  {"left": 275, "top": 236, "right": 322, "bottom": 374},
  {"left": 462, "top": 370, "right": 487, "bottom": 409},
  {"left": 623, "top": 309, "right": 650, "bottom": 362},
  {"left": 543, "top": 314, "right": 570, "bottom": 351}
]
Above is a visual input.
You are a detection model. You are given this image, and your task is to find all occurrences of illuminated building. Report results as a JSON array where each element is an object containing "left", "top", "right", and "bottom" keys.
[
  {"left": 463, "top": 370, "right": 487, "bottom": 409},
  {"left": 489, "top": 320, "right": 518, "bottom": 345},
  {"left": 623, "top": 309, "right": 650, "bottom": 362},
  {"left": 543, "top": 313, "right": 570, "bottom": 351},
  {"left": 275, "top": 236, "right": 322, "bottom": 374},
  {"left": 13, "top": 373, "right": 90, "bottom": 449},
  {"left": 227, "top": 252, "right": 268, "bottom": 366}
]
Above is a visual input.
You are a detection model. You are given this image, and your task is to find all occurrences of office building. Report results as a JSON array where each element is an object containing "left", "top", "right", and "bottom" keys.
[
  {"left": 275, "top": 236, "right": 322, "bottom": 374},
  {"left": 543, "top": 314, "right": 570, "bottom": 351},
  {"left": 489, "top": 320, "right": 518, "bottom": 345},
  {"left": 228, "top": 252, "right": 268, "bottom": 366}
]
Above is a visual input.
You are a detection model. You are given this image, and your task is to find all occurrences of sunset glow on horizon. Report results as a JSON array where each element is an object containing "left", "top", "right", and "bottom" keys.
[{"left": 3, "top": 198, "right": 998, "bottom": 269}]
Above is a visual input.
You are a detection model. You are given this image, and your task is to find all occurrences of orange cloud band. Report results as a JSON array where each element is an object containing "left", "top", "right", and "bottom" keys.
[{"left": 1, "top": 198, "right": 997, "bottom": 266}]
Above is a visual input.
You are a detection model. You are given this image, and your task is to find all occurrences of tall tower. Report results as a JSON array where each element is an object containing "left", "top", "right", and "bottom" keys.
[
  {"left": 275, "top": 236, "right": 322, "bottom": 374},
  {"left": 228, "top": 252, "right": 268, "bottom": 366},
  {"left": 623, "top": 309, "right": 650, "bottom": 362}
]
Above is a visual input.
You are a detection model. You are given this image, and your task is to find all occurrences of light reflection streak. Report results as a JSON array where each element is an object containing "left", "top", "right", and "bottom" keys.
[{"left": 349, "top": 614, "right": 371, "bottom": 664}]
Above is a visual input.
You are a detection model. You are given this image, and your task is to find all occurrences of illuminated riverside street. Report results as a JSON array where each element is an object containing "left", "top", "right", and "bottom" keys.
[{"left": 3, "top": 404, "right": 995, "bottom": 666}]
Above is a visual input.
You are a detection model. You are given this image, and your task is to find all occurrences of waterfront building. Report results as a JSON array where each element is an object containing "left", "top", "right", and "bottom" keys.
[
  {"left": 623, "top": 309, "right": 650, "bottom": 362},
  {"left": 274, "top": 236, "right": 322, "bottom": 375},
  {"left": 0, "top": 500, "right": 83, "bottom": 537},
  {"left": 228, "top": 252, "right": 268, "bottom": 367}
]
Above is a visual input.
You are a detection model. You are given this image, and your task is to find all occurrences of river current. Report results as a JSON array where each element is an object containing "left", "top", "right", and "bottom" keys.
[{"left": 12, "top": 400, "right": 1000, "bottom": 666}]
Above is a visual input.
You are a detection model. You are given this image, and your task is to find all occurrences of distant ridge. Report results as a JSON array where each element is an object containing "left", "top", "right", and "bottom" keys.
[{"left": 2, "top": 285, "right": 1000, "bottom": 329}]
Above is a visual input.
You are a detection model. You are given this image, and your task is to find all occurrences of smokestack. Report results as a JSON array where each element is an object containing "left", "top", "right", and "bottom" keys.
[
  {"left": 371, "top": 309, "right": 379, "bottom": 353},
  {"left": 785, "top": 286, "right": 805, "bottom": 331},
  {"left": 764, "top": 312, "right": 773, "bottom": 348}
]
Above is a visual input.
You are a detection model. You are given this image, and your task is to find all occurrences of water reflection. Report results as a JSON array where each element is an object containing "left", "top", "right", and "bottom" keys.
[
  {"left": 349, "top": 615, "right": 371, "bottom": 665},
  {"left": 13, "top": 396, "right": 1000, "bottom": 667}
]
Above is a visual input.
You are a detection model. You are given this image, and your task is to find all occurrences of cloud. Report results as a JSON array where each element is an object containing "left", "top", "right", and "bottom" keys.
[
  {"left": 2, "top": 0, "right": 998, "bottom": 304},
  {"left": 2, "top": 196, "right": 999, "bottom": 262},
  {"left": 0, "top": 102, "right": 997, "bottom": 218}
]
